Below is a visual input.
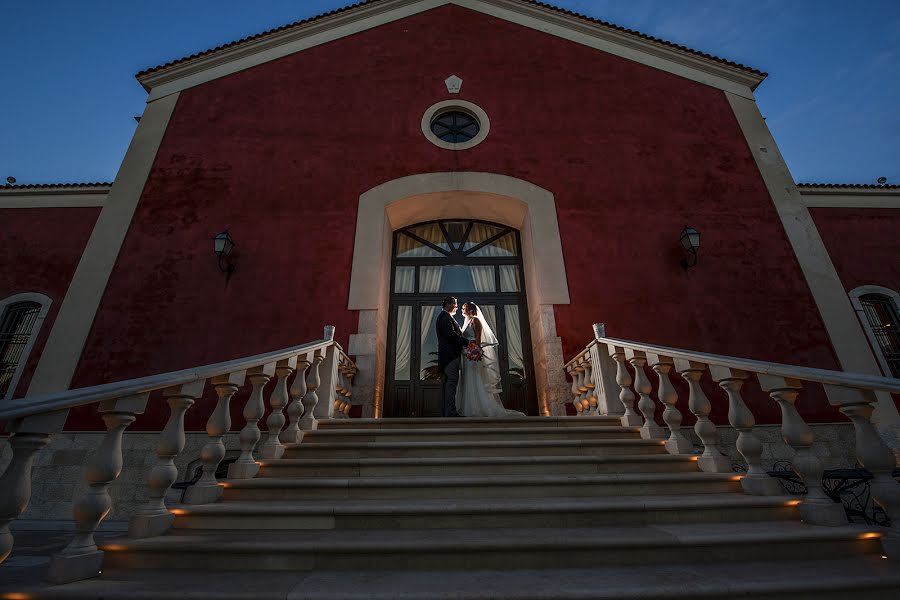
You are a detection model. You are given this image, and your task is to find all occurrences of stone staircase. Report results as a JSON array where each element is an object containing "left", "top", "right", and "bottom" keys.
[{"left": 15, "top": 416, "right": 900, "bottom": 599}]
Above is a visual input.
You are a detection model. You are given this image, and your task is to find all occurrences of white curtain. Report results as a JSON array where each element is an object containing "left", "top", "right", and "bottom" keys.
[
  {"left": 419, "top": 266, "right": 444, "bottom": 293},
  {"left": 419, "top": 306, "right": 440, "bottom": 380},
  {"left": 504, "top": 305, "right": 525, "bottom": 375},
  {"left": 469, "top": 266, "right": 495, "bottom": 292},
  {"left": 499, "top": 265, "right": 520, "bottom": 292},
  {"left": 393, "top": 305, "right": 411, "bottom": 380},
  {"left": 470, "top": 233, "right": 516, "bottom": 257},
  {"left": 396, "top": 233, "right": 442, "bottom": 257},
  {"left": 394, "top": 266, "right": 415, "bottom": 293},
  {"left": 480, "top": 305, "right": 497, "bottom": 338}
]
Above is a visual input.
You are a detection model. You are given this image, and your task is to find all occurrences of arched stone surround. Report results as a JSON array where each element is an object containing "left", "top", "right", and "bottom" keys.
[{"left": 347, "top": 172, "right": 571, "bottom": 417}]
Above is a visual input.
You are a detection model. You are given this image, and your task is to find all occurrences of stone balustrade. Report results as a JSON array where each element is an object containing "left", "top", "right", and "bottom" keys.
[
  {"left": 0, "top": 325, "right": 356, "bottom": 583},
  {"left": 565, "top": 322, "right": 900, "bottom": 555},
  {"left": 332, "top": 351, "right": 358, "bottom": 420}
]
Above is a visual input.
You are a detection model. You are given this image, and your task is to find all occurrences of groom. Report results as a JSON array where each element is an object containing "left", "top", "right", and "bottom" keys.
[{"left": 436, "top": 296, "right": 470, "bottom": 418}]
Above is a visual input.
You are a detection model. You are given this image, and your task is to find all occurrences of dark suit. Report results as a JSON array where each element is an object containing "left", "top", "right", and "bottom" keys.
[{"left": 436, "top": 310, "right": 469, "bottom": 417}]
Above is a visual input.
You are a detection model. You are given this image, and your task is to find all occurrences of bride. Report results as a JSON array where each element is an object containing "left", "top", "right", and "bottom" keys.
[{"left": 455, "top": 302, "right": 525, "bottom": 418}]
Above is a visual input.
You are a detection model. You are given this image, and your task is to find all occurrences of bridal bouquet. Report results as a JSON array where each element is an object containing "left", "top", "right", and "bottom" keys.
[{"left": 464, "top": 341, "right": 497, "bottom": 362}]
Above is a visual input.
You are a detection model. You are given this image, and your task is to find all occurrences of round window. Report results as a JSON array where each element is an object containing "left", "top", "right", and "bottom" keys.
[
  {"left": 430, "top": 111, "right": 480, "bottom": 143},
  {"left": 421, "top": 100, "right": 490, "bottom": 150}
]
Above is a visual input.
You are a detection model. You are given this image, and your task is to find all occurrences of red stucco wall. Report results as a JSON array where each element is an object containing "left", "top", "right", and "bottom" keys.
[
  {"left": 809, "top": 207, "right": 900, "bottom": 293},
  {"left": 0, "top": 207, "right": 100, "bottom": 398},
  {"left": 809, "top": 206, "right": 900, "bottom": 397},
  {"left": 67, "top": 5, "right": 843, "bottom": 430}
]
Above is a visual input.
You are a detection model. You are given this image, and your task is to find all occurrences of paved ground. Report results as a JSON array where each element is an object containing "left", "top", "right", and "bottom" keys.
[{"left": 0, "top": 521, "right": 125, "bottom": 591}]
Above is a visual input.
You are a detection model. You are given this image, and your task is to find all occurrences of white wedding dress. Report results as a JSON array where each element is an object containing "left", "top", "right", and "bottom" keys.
[{"left": 455, "top": 317, "right": 526, "bottom": 418}]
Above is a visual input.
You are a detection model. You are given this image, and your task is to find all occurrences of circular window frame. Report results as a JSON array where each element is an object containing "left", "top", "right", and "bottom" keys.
[{"left": 421, "top": 100, "right": 490, "bottom": 150}]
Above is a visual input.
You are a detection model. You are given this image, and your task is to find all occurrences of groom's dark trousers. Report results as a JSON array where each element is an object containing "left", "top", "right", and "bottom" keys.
[{"left": 436, "top": 310, "right": 469, "bottom": 418}]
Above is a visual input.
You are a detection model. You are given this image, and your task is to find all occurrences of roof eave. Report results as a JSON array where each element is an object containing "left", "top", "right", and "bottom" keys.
[{"left": 135, "top": 0, "right": 766, "bottom": 97}]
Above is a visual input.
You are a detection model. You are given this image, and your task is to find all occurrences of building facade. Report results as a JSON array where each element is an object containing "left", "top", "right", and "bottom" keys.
[{"left": 1, "top": 0, "right": 899, "bottom": 521}]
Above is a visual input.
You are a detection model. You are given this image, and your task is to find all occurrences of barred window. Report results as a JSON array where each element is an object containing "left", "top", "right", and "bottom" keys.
[
  {"left": 0, "top": 301, "right": 42, "bottom": 397},
  {"left": 859, "top": 294, "right": 900, "bottom": 378}
]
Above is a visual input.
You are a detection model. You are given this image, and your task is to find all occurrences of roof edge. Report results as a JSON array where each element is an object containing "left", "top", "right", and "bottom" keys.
[
  {"left": 135, "top": 0, "right": 767, "bottom": 95},
  {"left": 798, "top": 183, "right": 900, "bottom": 194},
  {"left": 0, "top": 183, "right": 113, "bottom": 194}
]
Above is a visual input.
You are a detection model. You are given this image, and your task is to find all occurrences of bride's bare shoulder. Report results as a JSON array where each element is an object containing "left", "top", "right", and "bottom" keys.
[{"left": 471, "top": 317, "right": 482, "bottom": 330}]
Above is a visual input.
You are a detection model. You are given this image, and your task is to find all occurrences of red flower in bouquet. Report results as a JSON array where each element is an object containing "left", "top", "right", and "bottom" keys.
[{"left": 465, "top": 342, "right": 484, "bottom": 362}]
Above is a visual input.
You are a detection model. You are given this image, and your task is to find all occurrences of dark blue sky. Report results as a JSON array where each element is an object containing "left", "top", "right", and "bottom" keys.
[{"left": 2, "top": 0, "right": 898, "bottom": 185}]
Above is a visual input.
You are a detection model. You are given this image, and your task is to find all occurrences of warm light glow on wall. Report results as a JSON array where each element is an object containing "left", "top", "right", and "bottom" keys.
[
  {"left": 101, "top": 544, "right": 126, "bottom": 551},
  {"left": 169, "top": 508, "right": 187, "bottom": 515}
]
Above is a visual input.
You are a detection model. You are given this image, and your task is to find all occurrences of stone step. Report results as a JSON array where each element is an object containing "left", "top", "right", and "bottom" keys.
[
  {"left": 257, "top": 453, "right": 702, "bottom": 478},
  {"left": 15, "top": 559, "right": 900, "bottom": 600},
  {"left": 169, "top": 494, "right": 799, "bottom": 530},
  {"left": 302, "top": 426, "right": 641, "bottom": 443},
  {"left": 317, "top": 416, "right": 623, "bottom": 429},
  {"left": 223, "top": 472, "right": 742, "bottom": 501},
  {"left": 99, "top": 522, "right": 884, "bottom": 572},
  {"left": 284, "top": 438, "right": 664, "bottom": 459}
]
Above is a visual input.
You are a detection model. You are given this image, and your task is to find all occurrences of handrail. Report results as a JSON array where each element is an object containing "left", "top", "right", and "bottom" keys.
[
  {"left": 573, "top": 333, "right": 900, "bottom": 394},
  {"left": 0, "top": 328, "right": 337, "bottom": 422}
]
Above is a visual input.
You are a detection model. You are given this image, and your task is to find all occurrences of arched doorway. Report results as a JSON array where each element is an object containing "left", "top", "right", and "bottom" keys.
[{"left": 384, "top": 219, "right": 537, "bottom": 417}]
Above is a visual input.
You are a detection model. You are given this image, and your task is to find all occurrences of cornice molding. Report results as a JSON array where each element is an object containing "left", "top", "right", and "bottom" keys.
[
  {"left": 798, "top": 185, "right": 900, "bottom": 195},
  {"left": 0, "top": 185, "right": 110, "bottom": 207},
  {"left": 137, "top": 0, "right": 764, "bottom": 101}
]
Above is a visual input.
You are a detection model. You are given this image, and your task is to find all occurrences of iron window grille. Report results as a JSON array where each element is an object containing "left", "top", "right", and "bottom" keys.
[
  {"left": 0, "top": 301, "right": 42, "bottom": 397},
  {"left": 859, "top": 293, "right": 900, "bottom": 377}
]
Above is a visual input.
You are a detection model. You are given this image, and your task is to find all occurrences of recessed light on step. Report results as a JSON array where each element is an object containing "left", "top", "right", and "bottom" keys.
[
  {"left": 858, "top": 532, "right": 881, "bottom": 540},
  {"left": 785, "top": 500, "right": 801, "bottom": 506}
]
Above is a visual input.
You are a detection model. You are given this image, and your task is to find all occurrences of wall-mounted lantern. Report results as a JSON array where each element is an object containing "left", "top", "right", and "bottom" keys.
[
  {"left": 213, "top": 230, "right": 235, "bottom": 274},
  {"left": 679, "top": 225, "right": 700, "bottom": 270}
]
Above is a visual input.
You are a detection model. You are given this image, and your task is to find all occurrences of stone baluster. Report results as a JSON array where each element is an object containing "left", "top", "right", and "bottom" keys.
[
  {"left": 228, "top": 363, "right": 276, "bottom": 480},
  {"left": 608, "top": 345, "right": 642, "bottom": 427},
  {"left": 299, "top": 348, "right": 325, "bottom": 431},
  {"left": 335, "top": 364, "right": 349, "bottom": 419},
  {"left": 343, "top": 363, "right": 355, "bottom": 417},
  {"left": 757, "top": 375, "right": 847, "bottom": 526},
  {"left": 829, "top": 386, "right": 900, "bottom": 555},
  {"left": 258, "top": 357, "right": 297, "bottom": 459},
  {"left": 675, "top": 360, "right": 730, "bottom": 472},
  {"left": 184, "top": 371, "right": 246, "bottom": 504},
  {"left": 281, "top": 353, "right": 311, "bottom": 443},
  {"left": 574, "top": 361, "right": 588, "bottom": 416},
  {"left": 567, "top": 364, "right": 580, "bottom": 414},
  {"left": 0, "top": 432, "right": 51, "bottom": 565},
  {"left": 709, "top": 366, "right": 780, "bottom": 495},
  {"left": 130, "top": 380, "right": 205, "bottom": 538},
  {"left": 626, "top": 349, "right": 664, "bottom": 439},
  {"left": 47, "top": 394, "right": 149, "bottom": 583},
  {"left": 647, "top": 353, "right": 692, "bottom": 454},
  {"left": 582, "top": 353, "right": 599, "bottom": 416},
  {"left": 589, "top": 337, "right": 623, "bottom": 417}
]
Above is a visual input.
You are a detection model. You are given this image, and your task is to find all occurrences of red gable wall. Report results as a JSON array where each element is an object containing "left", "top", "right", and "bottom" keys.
[
  {"left": 809, "top": 207, "right": 900, "bottom": 294},
  {"left": 0, "top": 207, "right": 100, "bottom": 398},
  {"left": 67, "top": 5, "right": 842, "bottom": 429}
]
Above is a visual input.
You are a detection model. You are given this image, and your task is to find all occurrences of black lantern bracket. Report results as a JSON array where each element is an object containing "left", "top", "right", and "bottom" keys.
[
  {"left": 679, "top": 225, "right": 700, "bottom": 271},
  {"left": 213, "top": 230, "right": 236, "bottom": 275}
]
